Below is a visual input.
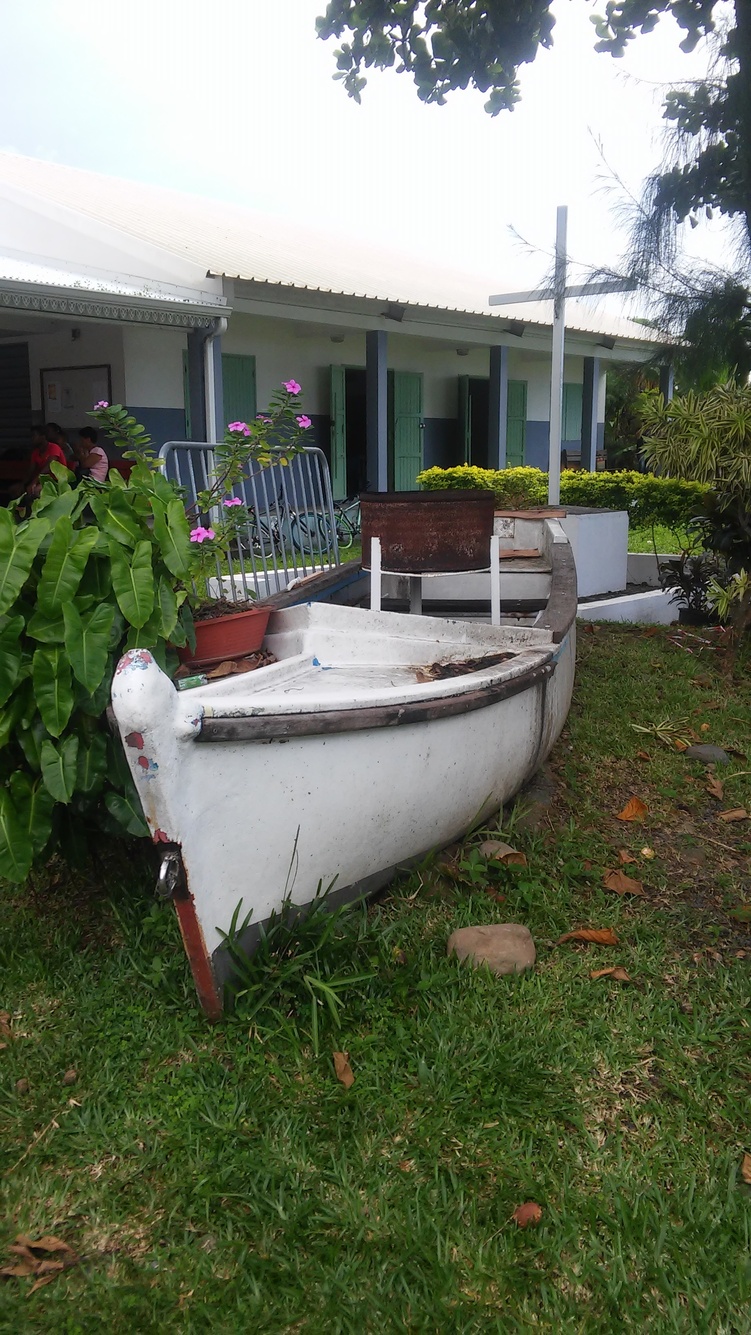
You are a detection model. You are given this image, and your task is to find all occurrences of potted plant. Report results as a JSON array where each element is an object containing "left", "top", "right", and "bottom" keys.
[{"left": 92, "top": 380, "right": 312, "bottom": 668}]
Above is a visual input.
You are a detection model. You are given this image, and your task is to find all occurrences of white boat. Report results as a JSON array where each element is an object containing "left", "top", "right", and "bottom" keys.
[{"left": 111, "top": 514, "right": 576, "bottom": 1017}]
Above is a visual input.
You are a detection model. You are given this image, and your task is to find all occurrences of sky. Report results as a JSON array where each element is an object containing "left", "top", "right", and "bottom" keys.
[{"left": 0, "top": 0, "right": 738, "bottom": 305}]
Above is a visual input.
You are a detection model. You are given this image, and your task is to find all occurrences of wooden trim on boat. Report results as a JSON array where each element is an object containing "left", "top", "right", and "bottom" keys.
[
  {"left": 197, "top": 660, "right": 555, "bottom": 743},
  {"left": 535, "top": 538, "right": 577, "bottom": 643},
  {"left": 261, "top": 561, "right": 365, "bottom": 610}
]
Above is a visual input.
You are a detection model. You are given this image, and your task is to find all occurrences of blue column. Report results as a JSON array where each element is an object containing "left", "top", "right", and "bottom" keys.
[
  {"left": 186, "top": 328, "right": 206, "bottom": 441},
  {"left": 488, "top": 345, "right": 508, "bottom": 469},
  {"left": 210, "top": 335, "right": 224, "bottom": 441},
  {"left": 581, "top": 356, "right": 600, "bottom": 472},
  {"left": 366, "top": 330, "right": 388, "bottom": 491},
  {"left": 659, "top": 365, "right": 674, "bottom": 401}
]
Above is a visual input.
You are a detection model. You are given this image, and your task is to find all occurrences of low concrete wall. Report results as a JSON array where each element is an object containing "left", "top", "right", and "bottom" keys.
[
  {"left": 578, "top": 588, "right": 678, "bottom": 624},
  {"left": 627, "top": 552, "right": 681, "bottom": 589},
  {"left": 559, "top": 508, "right": 628, "bottom": 597}
]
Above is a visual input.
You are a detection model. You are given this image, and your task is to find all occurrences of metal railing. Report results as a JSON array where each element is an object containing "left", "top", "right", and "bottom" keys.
[{"left": 159, "top": 442, "right": 340, "bottom": 602}]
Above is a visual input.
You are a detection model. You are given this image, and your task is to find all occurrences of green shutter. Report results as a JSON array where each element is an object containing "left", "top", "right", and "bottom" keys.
[
  {"left": 390, "top": 372, "right": 423, "bottom": 491},
  {"left": 506, "top": 379, "right": 526, "bottom": 467},
  {"left": 329, "top": 366, "right": 347, "bottom": 500},
  {"left": 562, "top": 383, "right": 583, "bottom": 443},
  {"left": 222, "top": 354, "right": 256, "bottom": 430},
  {"left": 458, "top": 375, "right": 470, "bottom": 464},
  {"left": 182, "top": 349, "right": 191, "bottom": 439}
]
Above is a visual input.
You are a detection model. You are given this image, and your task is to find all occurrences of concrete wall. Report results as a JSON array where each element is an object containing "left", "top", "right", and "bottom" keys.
[
  {"left": 23, "top": 322, "right": 126, "bottom": 422},
  {"left": 123, "top": 325, "right": 187, "bottom": 447}
]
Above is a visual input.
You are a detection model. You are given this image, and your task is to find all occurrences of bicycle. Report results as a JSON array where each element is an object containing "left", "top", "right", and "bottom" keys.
[{"left": 333, "top": 497, "right": 361, "bottom": 551}]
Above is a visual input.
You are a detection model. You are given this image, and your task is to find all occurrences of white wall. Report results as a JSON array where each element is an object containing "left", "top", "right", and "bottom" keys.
[
  {"left": 123, "top": 325, "right": 186, "bottom": 408},
  {"left": 222, "top": 313, "right": 582, "bottom": 423},
  {"left": 24, "top": 321, "right": 126, "bottom": 418}
]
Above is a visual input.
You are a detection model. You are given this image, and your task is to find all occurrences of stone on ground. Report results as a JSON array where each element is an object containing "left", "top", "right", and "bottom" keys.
[
  {"left": 447, "top": 923, "right": 536, "bottom": 976},
  {"left": 684, "top": 744, "right": 730, "bottom": 765}
]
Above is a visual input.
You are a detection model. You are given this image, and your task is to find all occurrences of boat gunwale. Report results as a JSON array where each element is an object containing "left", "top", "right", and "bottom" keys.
[{"left": 196, "top": 657, "right": 557, "bottom": 741}]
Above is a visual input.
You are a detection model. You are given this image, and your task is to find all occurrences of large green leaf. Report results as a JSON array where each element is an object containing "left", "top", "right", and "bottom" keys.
[
  {"left": 76, "top": 733, "right": 107, "bottom": 795},
  {"left": 40, "top": 735, "right": 79, "bottom": 803},
  {"left": 90, "top": 491, "right": 145, "bottom": 548},
  {"left": 16, "top": 713, "right": 47, "bottom": 770},
  {"left": 0, "top": 688, "right": 33, "bottom": 753},
  {"left": 105, "top": 788, "right": 150, "bottom": 838},
  {"left": 151, "top": 497, "right": 191, "bottom": 577},
  {"left": 32, "top": 482, "right": 87, "bottom": 527},
  {"left": 63, "top": 602, "right": 116, "bottom": 693},
  {"left": 0, "top": 615, "right": 25, "bottom": 707},
  {"left": 77, "top": 555, "right": 112, "bottom": 603},
  {"left": 0, "top": 513, "right": 50, "bottom": 616},
  {"left": 32, "top": 646, "right": 74, "bottom": 737},
  {"left": 10, "top": 772, "right": 55, "bottom": 858},
  {"left": 108, "top": 540, "right": 155, "bottom": 628},
  {"left": 0, "top": 788, "right": 33, "bottom": 882},
  {"left": 77, "top": 659, "right": 116, "bottom": 718},
  {"left": 37, "top": 519, "right": 99, "bottom": 614},
  {"left": 26, "top": 606, "right": 65, "bottom": 643}
]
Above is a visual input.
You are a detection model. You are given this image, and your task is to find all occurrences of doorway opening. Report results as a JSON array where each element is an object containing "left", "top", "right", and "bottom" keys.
[
  {"left": 344, "top": 368, "right": 367, "bottom": 495},
  {"left": 466, "top": 377, "right": 489, "bottom": 468}
]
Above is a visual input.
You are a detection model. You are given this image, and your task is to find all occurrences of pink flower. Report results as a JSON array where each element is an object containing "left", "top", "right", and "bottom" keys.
[
  {"left": 283, "top": 379, "right": 301, "bottom": 395},
  {"left": 296, "top": 414, "right": 312, "bottom": 429},
  {"left": 190, "top": 526, "right": 216, "bottom": 543},
  {"left": 257, "top": 414, "right": 272, "bottom": 424},
  {"left": 227, "top": 420, "right": 250, "bottom": 436},
  {"left": 222, "top": 496, "right": 242, "bottom": 508},
  {"left": 94, "top": 400, "right": 109, "bottom": 409}
]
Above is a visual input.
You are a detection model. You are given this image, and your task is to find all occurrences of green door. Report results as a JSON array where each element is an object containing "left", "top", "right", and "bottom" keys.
[
  {"left": 506, "top": 379, "right": 527, "bottom": 467},
  {"left": 222, "top": 354, "right": 256, "bottom": 430},
  {"left": 562, "top": 382, "right": 583, "bottom": 443},
  {"left": 329, "top": 365, "right": 347, "bottom": 500},
  {"left": 390, "top": 371, "right": 423, "bottom": 491},
  {"left": 458, "top": 375, "right": 470, "bottom": 464}
]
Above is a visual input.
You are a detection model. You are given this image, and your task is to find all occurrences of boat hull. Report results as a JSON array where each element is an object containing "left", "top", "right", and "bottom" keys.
[{"left": 111, "top": 625, "right": 574, "bottom": 1016}]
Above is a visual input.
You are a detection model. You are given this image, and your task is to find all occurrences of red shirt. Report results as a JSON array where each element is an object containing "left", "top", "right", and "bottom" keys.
[{"left": 30, "top": 441, "right": 73, "bottom": 479}]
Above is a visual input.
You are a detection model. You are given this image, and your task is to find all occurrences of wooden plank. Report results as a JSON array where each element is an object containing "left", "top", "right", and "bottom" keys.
[{"left": 197, "top": 661, "right": 554, "bottom": 742}]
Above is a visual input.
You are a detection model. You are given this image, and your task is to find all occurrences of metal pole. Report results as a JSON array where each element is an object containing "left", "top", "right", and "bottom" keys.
[{"left": 548, "top": 206, "right": 567, "bottom": 506}]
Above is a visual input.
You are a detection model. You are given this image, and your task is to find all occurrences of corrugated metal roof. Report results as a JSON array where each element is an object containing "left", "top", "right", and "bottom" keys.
[
  {"left": 0, "top": 152, "right": 661, "bottom": 344},
  {"left": 0, "top": 254, "right": 223, "bottom": 306}
]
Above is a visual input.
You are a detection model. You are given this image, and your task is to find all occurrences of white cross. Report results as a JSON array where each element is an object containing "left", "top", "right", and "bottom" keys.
[{"left": 489, "top": 206, "right": 634, "bottom": 504}]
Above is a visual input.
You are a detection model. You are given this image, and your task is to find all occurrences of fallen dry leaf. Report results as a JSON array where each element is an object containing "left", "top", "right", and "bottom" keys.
[
  {"left": 640, "top": 847, "right": 656, "bottom": 860},
  {"left": 478, "top": 839, "right": 527, "bottom": 867},
  {"left": 590, "top": 966, "right": 633, "bottom": 982},
  {"left": 618, "top": 849, "right": 638, "bottom": 864},
  {"left": 62, "top": 1069, "right": 77, "bottom": 1087},
  {"left": 719, "top": 808, "right": 749, "bottom": 823},
  {"left": 414, "top": 667, "right": 433, "bottom": 683},
  {"left": 741, "top": 1154, "right": 751, "bottom": 1185},
  {"left": 603, "top": 869, "right": 645, "bottom": 897},
  {"left": 616, "top": 796, "right": 648, "bottom": 822},
  {"left": 635, "top": 750, "right": 651, "bottom": 761},
  {"left": 700, "top": 723, "right": 710, "bottom": 733},
  {"left": 512, "top": 1201, "right": 543, "bottom": 1228},
  {"left": 1, "top": 1234, "right": 79, "bottom": 1295},
  {"left": 485, "top": 887, "right": 506, "bottom": 904},
  {"left": 15, "top": 1235, "right": 76, "bottom": 1256},
  {"left": 674, "top": 738, "right": 688, "bottom": 752},
  {"left": 557, "top": 928, "right": 619, "bottom": 946},
  {"left": 15, "top": 1078, "right": 29, "bottom": 1094},
  {"left": 706, "top": 775, "right": 724, "bottom": 800},
  {"left": 332, "top": 1051, "right": 355, "bottom": 1089},
  {"left": 0, "top": 1011, "right": 11, "bottom": 1040}
]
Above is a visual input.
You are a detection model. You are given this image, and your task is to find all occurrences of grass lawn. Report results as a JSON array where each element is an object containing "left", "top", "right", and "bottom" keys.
[
  {"left": 627, "top": 524, "right": 695, "bottom": 555},
  {"left": 1, "top": 627, "right": 750, "bottom": 1331}
]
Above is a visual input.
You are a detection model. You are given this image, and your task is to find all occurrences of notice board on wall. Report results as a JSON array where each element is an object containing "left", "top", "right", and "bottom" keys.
[{"left": 40, "top": 364, "right": 112, "bottom": 429}]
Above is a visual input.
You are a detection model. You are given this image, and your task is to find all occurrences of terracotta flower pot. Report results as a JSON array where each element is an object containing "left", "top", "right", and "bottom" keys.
[{"left": 180, "top": 606, "right": 271, "bottom": 668}]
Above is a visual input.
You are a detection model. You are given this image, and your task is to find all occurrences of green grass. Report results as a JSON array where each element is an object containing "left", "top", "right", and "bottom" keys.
[
  {"left": 1, "top": 628, "right": 750, "bottom": 1331},
  {"left": 627, "top": 523, "right": 696, "bottom": 554}
]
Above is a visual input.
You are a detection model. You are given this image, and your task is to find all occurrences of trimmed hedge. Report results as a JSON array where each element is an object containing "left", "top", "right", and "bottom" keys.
[{"left": 416, "top": 465, "right": 710, "bottom": 530}]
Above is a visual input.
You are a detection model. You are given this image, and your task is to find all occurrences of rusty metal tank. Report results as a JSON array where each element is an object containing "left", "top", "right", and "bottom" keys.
[{"left": 360, "top": 490, "right": 495, "bottom": 573}]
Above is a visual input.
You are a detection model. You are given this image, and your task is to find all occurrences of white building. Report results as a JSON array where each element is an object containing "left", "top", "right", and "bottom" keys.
[{"left": 0, "top": 152, "right": 664, "bottom": 496}]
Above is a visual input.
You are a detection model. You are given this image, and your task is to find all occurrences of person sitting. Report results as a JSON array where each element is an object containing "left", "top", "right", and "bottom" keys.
[
  {"left": 24, "top": 425, "right": 74, "bottom": 497},
  {"left": 72, "top": 427, "right": 109, "bottom": 483}
]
